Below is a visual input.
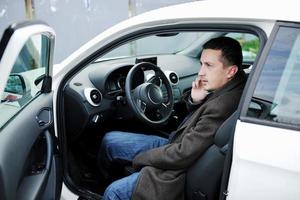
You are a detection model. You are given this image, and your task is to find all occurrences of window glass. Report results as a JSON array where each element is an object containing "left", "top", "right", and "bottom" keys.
[
  {"left": 100, "top": 31, "right": 259, "bottom": 65},
  {"left": 102, "top": 32, "right": 203, "bottom": 59},
  {"left": 226, "top": 33, "right": 259, "bottom": 63},
  {"left": 246, "top": 26, "right": 300, "bottom": 126},
  {"left": 0, "top": 34, "right": 49, "bottom": 128}
]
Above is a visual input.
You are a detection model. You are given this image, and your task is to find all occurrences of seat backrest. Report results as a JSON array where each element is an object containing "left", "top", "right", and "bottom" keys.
[{"left": 185, "top": 111, "right": 238, "bottom": 200}]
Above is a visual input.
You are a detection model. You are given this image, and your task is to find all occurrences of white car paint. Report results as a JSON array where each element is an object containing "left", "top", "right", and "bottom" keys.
[
  {"left": 60, "top": 185, "right": 79, "bottom": 200},
  {"left": 50, "top": 0, "right": 300, "bottom": 199},
  {"left": 228, "top": 121, "right": 300, "bottom": 200},
  {"left": 0, "top": 24, "right": 55, "bottom": 98},
  {"left": 2, "top": 0, "right": 300, "bottom": 199}
]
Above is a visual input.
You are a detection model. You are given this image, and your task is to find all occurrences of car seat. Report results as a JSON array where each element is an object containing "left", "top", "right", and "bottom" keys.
[
  {"left": 185, "top": 111, "right": 238, "bottom": 200},
  {"left": 123, "top": 111, "right": 238, "bottom": 200}
]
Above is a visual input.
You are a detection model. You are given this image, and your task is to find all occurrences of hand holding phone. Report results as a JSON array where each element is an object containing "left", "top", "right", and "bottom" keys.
[{"left": 191, "top": 76, "right": 209, "bottom": 103}]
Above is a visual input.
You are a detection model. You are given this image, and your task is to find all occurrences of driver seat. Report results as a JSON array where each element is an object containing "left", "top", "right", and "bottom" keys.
[
  {"left": 185, "top": 111, "right": 238, "bottom": 200},
  {"left": 123, "top": 111, "right": 238, "bottom": 200}
]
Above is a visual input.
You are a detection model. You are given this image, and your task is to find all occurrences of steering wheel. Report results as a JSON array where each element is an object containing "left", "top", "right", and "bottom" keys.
[{"left": 125, "top": 62, "right": 174, "bottom": 126}]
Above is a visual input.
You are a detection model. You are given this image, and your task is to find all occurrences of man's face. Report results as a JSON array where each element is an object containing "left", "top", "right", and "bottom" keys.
[{"left": 199, "top": 49, "right": 237, "bottom": 91}]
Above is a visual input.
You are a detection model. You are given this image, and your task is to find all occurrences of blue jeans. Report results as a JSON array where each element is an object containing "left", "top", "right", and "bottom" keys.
[{"left": 99, "top": 131, "right": 168, "bottom": 200}]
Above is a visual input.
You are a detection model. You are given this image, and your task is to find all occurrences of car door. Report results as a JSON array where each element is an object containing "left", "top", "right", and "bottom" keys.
[
  {"left": 0, "top": 21, "right": 62, "bottom": 200},
  {"left": 227, "top": 21, "right": 300, "bottom": 200}
]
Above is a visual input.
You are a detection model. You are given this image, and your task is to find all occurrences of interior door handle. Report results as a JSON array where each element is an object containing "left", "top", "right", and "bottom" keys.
[
  {"left": 36, "top": 108, "right": 52, "bottom": 127},
  {"left": 44, "top": 130, "right": 53, "bottom": 171},
  {"left": 16, "top": 130, "right": 54, "bottom": 200}
]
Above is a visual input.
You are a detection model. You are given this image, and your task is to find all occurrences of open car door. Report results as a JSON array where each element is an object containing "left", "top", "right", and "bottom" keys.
[
  {"left": 225, "top": 22, "right": 300, "bottom": 199},
  {"left": 0, "top": 21, "right": 62, "bottom": 200}
]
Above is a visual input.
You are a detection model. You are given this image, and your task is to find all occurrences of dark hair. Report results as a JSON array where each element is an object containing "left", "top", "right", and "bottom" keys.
[{"left": 203, "top": 36, "right": 243, "bottom": 70}]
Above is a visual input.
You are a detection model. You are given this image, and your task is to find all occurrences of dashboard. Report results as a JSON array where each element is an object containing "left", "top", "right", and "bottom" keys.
[
  {"left": 105, "top": 65, "right": 144, "bottom": 96},
  {"left": 63, "top": 55, "right": 200, "bottom": 139}
]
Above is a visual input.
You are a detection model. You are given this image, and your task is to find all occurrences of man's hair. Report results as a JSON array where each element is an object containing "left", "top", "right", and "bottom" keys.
[{"left": 203, "top": 36, "right": 243, "bottom": 70}]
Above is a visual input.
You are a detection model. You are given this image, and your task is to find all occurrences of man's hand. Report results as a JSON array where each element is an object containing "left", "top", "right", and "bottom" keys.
[{"left": 191, "top": 76, "right": 209, "bottom": 103}]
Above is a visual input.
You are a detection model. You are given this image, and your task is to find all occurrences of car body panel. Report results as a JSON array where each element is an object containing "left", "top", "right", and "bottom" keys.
[
  {"left": 226, "top": 21, "right": 300, "bottom": 200},
  {"left": 0, "top": 24, "right": 55, "bottom": 97},
  {"left": 227, "top": 121, "right": 300, "bottom": 200},
  {"left": 50, "top": 3, "right": 279, "bottom": 199},
  {"left": 1, "top": 0, "right": 300, "bottom": 199}
]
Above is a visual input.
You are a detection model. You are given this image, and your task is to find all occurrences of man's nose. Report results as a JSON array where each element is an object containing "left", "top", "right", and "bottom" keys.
[{"left": 199, "top": 66, "right": 205, "bottom": 76}]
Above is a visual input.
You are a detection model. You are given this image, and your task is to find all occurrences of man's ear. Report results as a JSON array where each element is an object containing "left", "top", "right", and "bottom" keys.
[{"left": 227, "top": 65, "right": 238, "bottom": 79}]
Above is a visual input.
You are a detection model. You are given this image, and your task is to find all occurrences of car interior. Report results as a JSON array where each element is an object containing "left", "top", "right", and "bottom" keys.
[{"left": 58, "top": 28, "right": 262, "bottom": 199}]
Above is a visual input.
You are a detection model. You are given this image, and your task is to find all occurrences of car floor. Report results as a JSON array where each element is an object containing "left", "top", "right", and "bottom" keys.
[
  {"left": 65, "top": 102, "right": 188, "bottom": 195},
  {"left": 68, "top": 129, "right": 107, "bottom": 194}
]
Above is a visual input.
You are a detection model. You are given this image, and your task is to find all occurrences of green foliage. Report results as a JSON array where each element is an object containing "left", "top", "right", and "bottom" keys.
[{"left": 237, "top": 37, "right": 260, "bottom": 54}]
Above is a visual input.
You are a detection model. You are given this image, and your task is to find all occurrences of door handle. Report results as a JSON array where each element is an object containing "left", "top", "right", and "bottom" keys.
[{"left": 36, "top": 108, "right": 52, "bottom": 127}]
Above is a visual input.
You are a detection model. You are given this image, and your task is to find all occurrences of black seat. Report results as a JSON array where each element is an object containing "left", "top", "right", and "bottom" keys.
[
  {"left": 122, "top": 112, "right": 238, "bottom": 199},
  {"left": 185, "top": 111, "right": 238, "bottom": 200}
]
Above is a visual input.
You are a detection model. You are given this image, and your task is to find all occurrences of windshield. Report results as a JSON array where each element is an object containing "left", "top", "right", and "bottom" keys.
[
  {"left": 99, "top": 31, "right": 260, "bottom": 64},
  {"left": 101, "top": 32, "right": 203, "bottom": 59}
]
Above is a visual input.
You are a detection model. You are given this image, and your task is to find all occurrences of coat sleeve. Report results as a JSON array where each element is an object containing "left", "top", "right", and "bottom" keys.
[
  {"left": 132, "top": 98, "right": 231, "bottom": 170},
  {"left": 182, "top": 90, "right": 203, "bottom": 112}
]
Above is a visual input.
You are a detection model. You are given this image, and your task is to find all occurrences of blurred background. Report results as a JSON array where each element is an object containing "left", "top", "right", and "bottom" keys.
[{"left": 0, "top": 0, "right": 199, "bottom": 64}]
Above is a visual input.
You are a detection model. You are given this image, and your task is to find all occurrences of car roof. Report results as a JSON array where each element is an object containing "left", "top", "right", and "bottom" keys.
[
  {"left": 56, "top": 0, "right": 292, "bottom": 75},
  {"left": 136, "top": 0, "right": 300, "bottom": 23}
]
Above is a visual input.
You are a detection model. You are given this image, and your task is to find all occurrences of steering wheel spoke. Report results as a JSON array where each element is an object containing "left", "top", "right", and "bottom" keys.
[
  {"left": 147, "top": 75, "right": 162, "bottom": 87},
  {"left": 158, "top": 103, "right": 171, "bottom": 118},
  {"left": 137, "top": 99, "right": 147, "bottom": 113},
  {"left": 125, "top": 62, "right": 174, "bottom": 125}
]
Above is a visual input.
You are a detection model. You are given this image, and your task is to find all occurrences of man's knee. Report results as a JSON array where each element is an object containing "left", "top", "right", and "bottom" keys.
[
  {"left": 101, "top": 131, "right": 123, "bottom": 146},
  {"left": 100, "top": 131, "right": 127, "bottom": 164},
  {"left": 103, "top": 181, "right": 123, "bottom": 200},
  {"left": 103, "top": 173, "right": 139, "bottom": 200},
  {"left": 103, "top": 185, "right": 117, "bottom": 200},
  {"left": 101, "top": 131, "right": 123, "bottom": 154},
  {"left": 102, "top": 131, "right": 120, "bottom": 145}
]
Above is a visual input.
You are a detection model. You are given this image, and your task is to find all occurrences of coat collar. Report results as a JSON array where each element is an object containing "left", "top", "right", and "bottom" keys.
[
  {"left": 173, "top": 71, "right": 246, "bottom": 135},
  {"left": 175, "top": 71, "right": 246, "bottom": 133},
  {"left": 205, "top": 70, "right": 246, "bottom": 103}
]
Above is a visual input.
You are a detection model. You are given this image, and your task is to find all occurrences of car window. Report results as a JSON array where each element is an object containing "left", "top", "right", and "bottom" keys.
[
  {"left": 246, "top": 26, "right": 300, "bottom": 126},
  {"left": 99, "top": 31, "right": 259, "bottom": 64},
  {"left": 0, "top": 34, "right": 50, "bottom": 129},
  {"left": 226, "top": 33, "right": 259, "bottom": 63},
  {"left": 102, "top": 32, "right": 202, "bottom": 59}
]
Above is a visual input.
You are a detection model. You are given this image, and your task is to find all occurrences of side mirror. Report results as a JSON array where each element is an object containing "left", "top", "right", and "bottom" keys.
[{"left": 4, "top": 74, "right": 27, "bottom": 95}]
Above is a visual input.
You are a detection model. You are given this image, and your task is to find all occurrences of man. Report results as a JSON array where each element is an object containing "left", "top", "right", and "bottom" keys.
[{"left": 98, "top": 37, "right": 246, "bottom": 200}]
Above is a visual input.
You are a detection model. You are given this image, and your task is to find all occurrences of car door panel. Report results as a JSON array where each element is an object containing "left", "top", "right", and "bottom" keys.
[
  {"left": 0, "top": 21, "right": 60, "bottom": 200},
  {"left": 40, "top": 153, "right": 62, "bottom": 200},
  {"left": 17, "top": 129, "right": 54, "bottom": 200},
  {"left": 0, "top": 93, "right": 58, "bottom": 200},
  {"left": 227, "top": 121, "right": 300, "bottom": 200},
  {"left": 227, "top": 22, "right": 300, "bottom": 200}
]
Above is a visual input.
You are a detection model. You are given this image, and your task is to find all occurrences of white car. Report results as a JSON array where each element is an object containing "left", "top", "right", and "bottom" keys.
[{"left": 1, "top": 0, "right": 300, "bottom": 199}]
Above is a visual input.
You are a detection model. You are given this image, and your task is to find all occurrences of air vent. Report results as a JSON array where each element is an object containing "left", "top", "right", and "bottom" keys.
[
  {"left": 169, "top": 72, "right": 179, "bottom": 85},
  {"left": 84, "top": 88, "right": 102, "bottom": 106},
  {"left": 164, "top": 71, "right": 179, "bottom": 85}
]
